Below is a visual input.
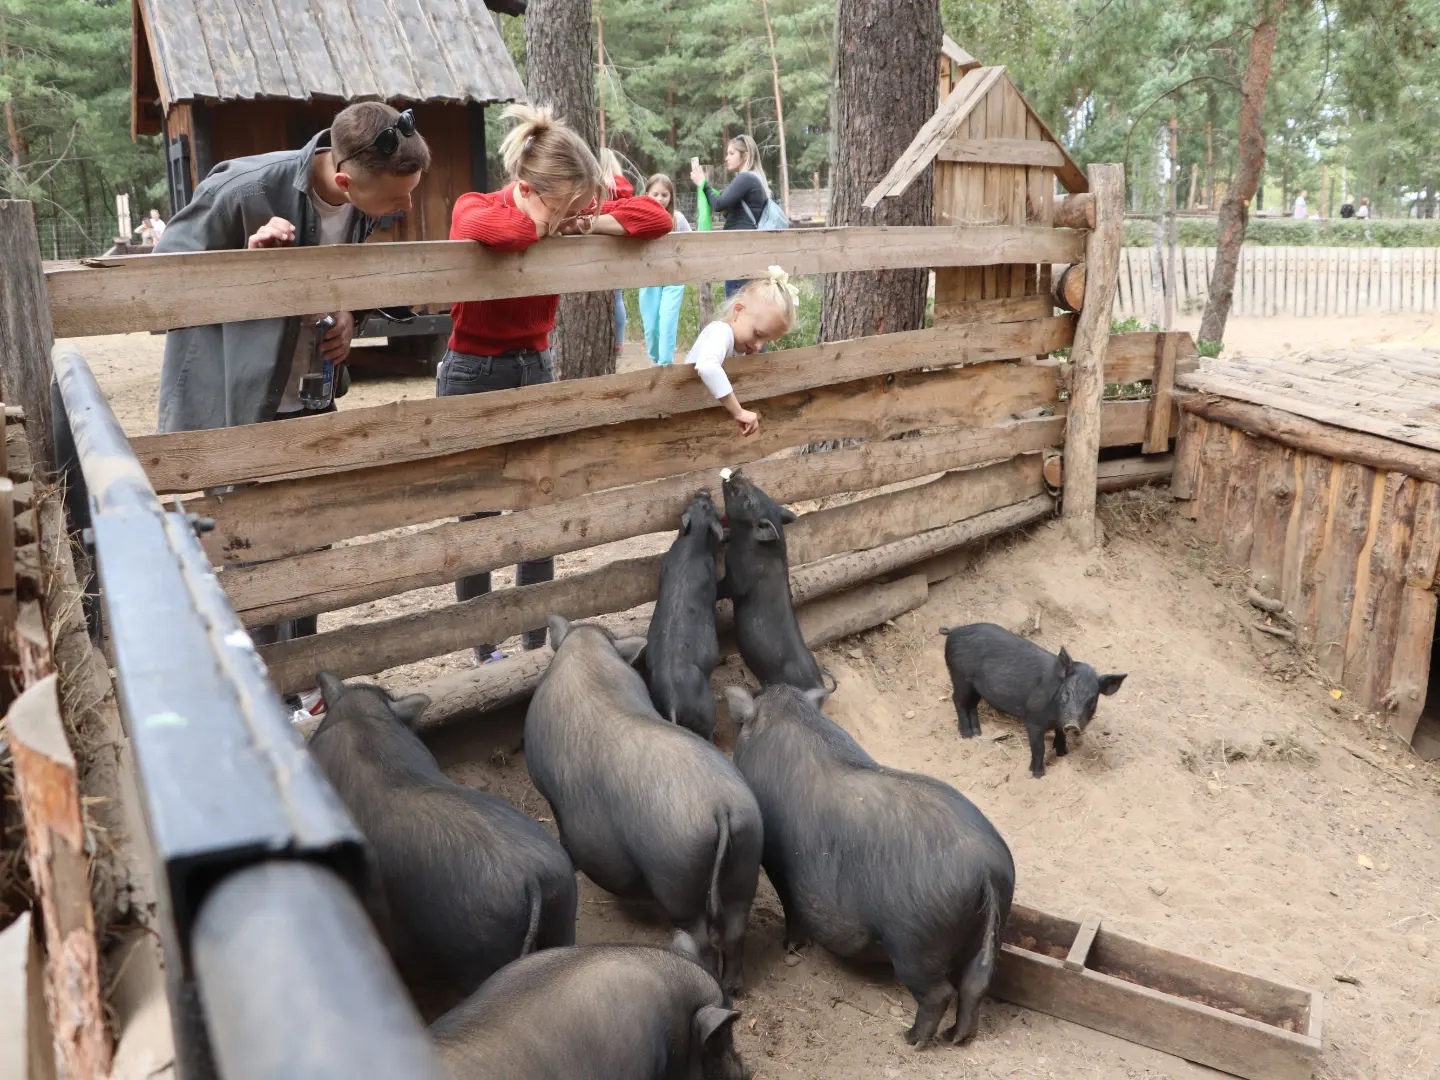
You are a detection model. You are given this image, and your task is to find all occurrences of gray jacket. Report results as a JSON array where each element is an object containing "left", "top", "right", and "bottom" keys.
[{"left": 154, "top": 129, "right": 372, "bottom": 433}]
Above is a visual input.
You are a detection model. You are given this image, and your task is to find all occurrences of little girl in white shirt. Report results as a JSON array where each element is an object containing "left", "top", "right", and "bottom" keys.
[{"left": 685, "top": 265, "right": 798, "bottom": 436}]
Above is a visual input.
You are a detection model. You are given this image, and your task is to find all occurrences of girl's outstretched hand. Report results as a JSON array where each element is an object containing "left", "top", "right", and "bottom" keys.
[{"left": 735, "top": 409, "right": 760, "bottom": 437}]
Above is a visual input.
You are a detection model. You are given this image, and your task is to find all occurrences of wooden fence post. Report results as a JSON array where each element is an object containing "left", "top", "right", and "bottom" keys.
[
  {"left": 0, "top": 202, "right": 56, "bottom": 471},
  {"left": 1062, "top": 164, "right": 1125, "bottom": 547},
  {"left": 1143, "top": 331, "right": 1179, "bottom": 454}
]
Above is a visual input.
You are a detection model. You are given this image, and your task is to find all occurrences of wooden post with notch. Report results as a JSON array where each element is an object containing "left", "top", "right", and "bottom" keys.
[
  {"left": 1062, "top": 164, "right": 1125, "bottom": 547},
  {"left": 1143, "top": 332, "right": 1180, "bottom": 454},
  {"left": 0, "top": 201, "right": 57, "bottom": 471}
]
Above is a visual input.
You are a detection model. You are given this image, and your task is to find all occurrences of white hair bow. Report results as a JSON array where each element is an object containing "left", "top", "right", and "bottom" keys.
[{"left": 766, "top": 265, "right": 801, "bottom": 302}]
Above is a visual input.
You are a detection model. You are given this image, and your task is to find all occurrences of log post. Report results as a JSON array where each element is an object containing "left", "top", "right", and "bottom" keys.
[
  {"left": 1053, "top": 192, "right": 1096, "bottom": 230},
  {"left": 1051, "top": 264, "right": 1086, "bottom": 313},
  {"left": 1062, "top": 164, "right": 1125, "bottom": 547},
  {"left": 1143, "top": 332, "right": 1180, "bottom": 453},
  {"left": 0, "top": 202, "right": 57, "bottom": 470}
]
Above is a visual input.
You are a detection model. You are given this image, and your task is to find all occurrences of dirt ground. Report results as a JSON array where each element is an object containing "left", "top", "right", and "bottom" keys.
[{"left": 74, "top": 316, "right": 1440, "bottom": 1079}]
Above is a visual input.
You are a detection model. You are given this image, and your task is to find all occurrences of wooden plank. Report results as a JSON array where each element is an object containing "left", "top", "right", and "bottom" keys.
[
  {"left": 0, "top": 202, "right": 57, "bottom": 469},
  {"left": 1190, "top": 422, "right": 1236, "bottom": 540},
  {"left": 994, "top": 908, "right": 1321, "bottom": 1080},
  {"left": 1386, "top": 586, "right": 1436, "bottom": 743},
  {"left": 1312, "top": 462, "right": 1376, "bottom": 681},
  {"left": 227, "top": 404, "right": 1156, "bottom": 624},
  {"left": 1220, "top": 432, "right": 1266, "bottom": 565},
  {"left": 135, "top": 315, "right": 1076, "bottom": 493},
  {"left": 938, "top": 138, "right": 1066, "bottom": 168},
  {"left": 46, "top": 223, "right": 1086, "bottom": 339},
  {"left": 258, "top": 467, "right": 1051, "bottom": 692},
  {"left": 194, "top": 359, "right": 1068, "bottom": 566},
  {"left": 1143, "top": 333, "right": 1179, "bottom": 453},
  {"left": 8, "top": 675, "right": 111, "bottom": 1079},
  {"left": 932, "top": 295, "right": 1053, "bottom": 324},
  {"left": 1062, "top": 164, "right": 1124, "bottom": 548},
  {"left": 1402, "top": 481, "right": 1440, "bottom": 589},
  {"left": 1345, "top": 472, "right": 1419, "bottom": 705},
  {"left": 0, "top": 912, "right": 53, "bottom": 1080},
  {"left": 1064, "top": 913, "right": 1102, "bottom": 971},
  {"left": 1249, "top": 442, "right": 1297, "bottom": 597},
  {"left": 1170, "top": 410, "right": 1204, "bottom": 501},
  {"left": 1281, "top": 453, "right": 1337, "bottom": 639}
]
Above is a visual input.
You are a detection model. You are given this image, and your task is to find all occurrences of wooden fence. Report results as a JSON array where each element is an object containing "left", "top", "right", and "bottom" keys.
[{"left": 1112, "top": 247, "right": 1440, "bottom": 320}]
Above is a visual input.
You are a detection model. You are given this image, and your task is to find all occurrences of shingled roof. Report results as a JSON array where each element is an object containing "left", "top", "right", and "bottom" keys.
[{"left": 133, "top": 0, "right": 526, "bottom": 114}]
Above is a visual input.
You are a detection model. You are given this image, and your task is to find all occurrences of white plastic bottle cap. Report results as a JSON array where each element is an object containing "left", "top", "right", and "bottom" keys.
[{"left": 719, "top": 467, "right": 733, "bottom": 481}]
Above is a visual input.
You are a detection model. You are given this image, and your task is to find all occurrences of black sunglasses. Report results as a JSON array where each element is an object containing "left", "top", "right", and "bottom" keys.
[{"left": 335, "top": 109, "right": 418, "bottom": 169}]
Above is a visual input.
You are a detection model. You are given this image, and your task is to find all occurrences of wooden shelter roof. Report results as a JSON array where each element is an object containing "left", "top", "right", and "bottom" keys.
[
  {"left": 865, "top": 60, "right": 1087, "bottom": 209},
  {"left": 133, "top": 0, "right": 525, "bottom": 115},
  {"left": 1179, "top": 348, "right": 1440, "bottom": 452}
]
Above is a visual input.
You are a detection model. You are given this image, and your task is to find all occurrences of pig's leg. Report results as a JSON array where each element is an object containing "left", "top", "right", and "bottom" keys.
[
  {"left": 1052, "top": 727, "right": 1068, "bottom": 757},
  {"left": 766, "top": 864, "right": 810, "bottom": 950},
  {"left": 894, "top": 954, "right": 956, "bottom": 1047},
  {"left": 952, "top": 682, "right": 982, "bottom": 738},
  {"left": 1026, "top": 725, "right": 1047, "bottom": 779},
  {"left": 719, "top": 901, "right": 751, "bottom": 996},
  {"left": 945, "top": 946, "right": 993, "bottom": 1044}
]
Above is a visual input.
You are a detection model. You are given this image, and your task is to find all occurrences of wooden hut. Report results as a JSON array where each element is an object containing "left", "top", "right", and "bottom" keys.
[
  {"left": 130, "top": 0, "right": 526, "bottom": 359},
  {"left": 866, "top": 37, "right": 1089, "bottom": 327},
  {"left": 1174, "top": 348, "right": 1440, "bottom": 758}
]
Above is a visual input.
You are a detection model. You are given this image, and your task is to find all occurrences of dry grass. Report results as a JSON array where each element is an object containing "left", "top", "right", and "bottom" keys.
[
  {"left": 1097, "top": 484, "right": 1176, "bottom": 541},
  {"left": 1179, "top": 730, "right": 1318, "bottom": 772}
]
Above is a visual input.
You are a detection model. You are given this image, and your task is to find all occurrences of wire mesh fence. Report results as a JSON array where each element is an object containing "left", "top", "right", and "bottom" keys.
[{"left": 32, "top": 215, "right": 129, "bottom": 261}]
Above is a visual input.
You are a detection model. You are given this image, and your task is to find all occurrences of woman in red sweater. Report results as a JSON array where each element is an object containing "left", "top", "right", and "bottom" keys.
[{"left": 444, "top": 104, "right": 673, "bottom": 664}]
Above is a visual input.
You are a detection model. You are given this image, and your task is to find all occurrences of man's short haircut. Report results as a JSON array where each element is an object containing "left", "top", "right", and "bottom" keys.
[{"left": 331, "top": 102, "right": 431, "bottom": 176}]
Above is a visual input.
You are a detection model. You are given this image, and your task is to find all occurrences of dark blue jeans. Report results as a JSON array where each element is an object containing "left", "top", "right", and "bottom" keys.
[{"left": 437, "top": 349, "right": 556, "bottom": 654}]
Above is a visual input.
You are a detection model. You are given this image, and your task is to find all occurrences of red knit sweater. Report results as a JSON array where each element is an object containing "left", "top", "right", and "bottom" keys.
[{"left": 448, "top": 183, "right": 671, "bottom": 356}]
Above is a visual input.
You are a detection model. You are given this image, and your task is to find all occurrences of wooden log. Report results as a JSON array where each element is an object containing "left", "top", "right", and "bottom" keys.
[
  {"left": 1312, "top": 462, "right": 1376, "bottom": 681},
  {"left": 1189, "top": 422, "right": 1236, "bottom": 541},
  {"left": 0, "top": 202, "right": 56, "bottom": 469},
  {"left": 788, "top": 573, "right": 929, "bottom": 649},
  {"left": 1385, "top": 586, "right": 1437, "bottom": 743},
  {"left": 1052, "top": 264, "right": 1086, "bottom": 313},
  {"left": 8, "top": 675, "right": 111, "bottom": 1079},
  {"left": 1281, "top": 454, "right": 1337, "bottom": 639},
  {"left": 1346, "top": 472, "right": 1418, "bottom": 704},
  {"left": 0, "top": 477, "right": 16, "bottom": 701},
  {"left": 1101, "top": 332, "right": 1199, "bottom": 385},
  {"left": 194, "top": 358, "right": 1067, "bottom": 566},
  {"left": 45, "top": 224, "right": 1087, "bottom": 339},
  {"left": 1039, "top": 453, "right": 1173, "bottom": 493},
  {"left": 134, "top": 315, "right": 1076, "bottom": 495},
  {"left": 1249, "top": 443, "right": 1297, "bottom": 597},
  {"left": 1062, "top": 164, "right": 1125, "bottom": 548},
  {"left": 1142, "top": 332, "right": 1179, "bottom": 454},
  {"left": 1170, "top": 410, "right": 1204, "bottom": 501},
  {"left": 1053, "top": 193, "right": 1096, "bottom": 231},
  {"left": 0, "top": 912, "right": 53, "bottom": 1080},
  {"left": 1401, "top": 480, "right": 1440, "bottom": 589},
  {"left": 1220, "top": 433, "right": 1266, "bottom": 566},
  {"left": 257, "top": 465, "right": 1052, "bottom": 694}
]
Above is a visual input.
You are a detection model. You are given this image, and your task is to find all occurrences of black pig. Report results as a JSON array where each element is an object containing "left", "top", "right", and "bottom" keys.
[
  {"left": 648, "top": 491, "right": 725, "bottom": 739},
  {"left": 310, "top": 673, "right": 577, "bottom": 1020},
  {"left": 718, "top": 470, "right": 829, "bottom": 694},
  {"left": 430, "top": 936, "right": 750, "bottom": 1080},
  {"left": 940, "top": 623, "right": 1127, "bottom": 779},
  {"left": 525, "top": 616, "right": 763, "bottom": 994},
  {"left": 725, "top": 684, "right": 1015, "bottom": 1048}
]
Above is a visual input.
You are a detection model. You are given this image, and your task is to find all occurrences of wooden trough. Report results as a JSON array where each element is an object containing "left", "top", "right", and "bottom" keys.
[{"left": 1174, "top": 347, "right": 1440, "bottom": 754}]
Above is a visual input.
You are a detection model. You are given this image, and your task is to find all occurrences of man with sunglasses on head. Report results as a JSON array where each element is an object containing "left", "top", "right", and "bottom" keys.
[{"left": 154, "top": 101, "right": 430, "bottom": 435}]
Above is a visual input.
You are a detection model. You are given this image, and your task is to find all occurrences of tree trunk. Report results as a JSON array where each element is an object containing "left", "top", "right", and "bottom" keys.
[
  {"left": 759, "top": 0, "right": 791, "bottom": 215},
  {"left": 525, "top": 0, "right": 615, "bottom": 380},
  {"left": 1198, "top": 2, "right": 1283, "bottom": 345},
  {"left": 821, "top": 0, "right": 941, "bottom": 343}
]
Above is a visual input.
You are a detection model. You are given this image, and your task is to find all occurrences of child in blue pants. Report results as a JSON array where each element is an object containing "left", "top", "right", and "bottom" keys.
[{"left": 637, "top": 174, "right": 691, "bottom": 365}]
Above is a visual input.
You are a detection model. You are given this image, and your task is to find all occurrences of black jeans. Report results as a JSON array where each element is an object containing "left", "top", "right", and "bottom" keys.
[{"left": 437, "top": 349, "right": 556, "bottom": 654}]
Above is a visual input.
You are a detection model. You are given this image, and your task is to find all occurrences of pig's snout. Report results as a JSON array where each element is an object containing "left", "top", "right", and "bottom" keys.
[{"left": 1062, "top": 722, "right": 1083, "bottom": 738}]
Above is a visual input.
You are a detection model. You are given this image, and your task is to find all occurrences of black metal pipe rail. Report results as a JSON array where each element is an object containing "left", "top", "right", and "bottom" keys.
[{"left": 50, "top": 346, "right": 442, "bottom": 1080}]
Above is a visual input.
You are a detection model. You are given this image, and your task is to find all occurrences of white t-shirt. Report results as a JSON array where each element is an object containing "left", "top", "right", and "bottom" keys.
[
  {"left": 150, "top": 217, "right": 166, "bottom": 240},
  {"left": 686, "top": 320, "right": 736, "bottom": 399},
  {"left": 1292, "top": 196, "right": 1307, "bottom": 220},
  {"left": 278, "top": 190, "right": 354, "bottom": 413},
  {"left": 673, "top": 209, "right": 693, "bottom": 233},
  {"left": 1357, "top": 203, "right": 1370, "bottom": 219}
]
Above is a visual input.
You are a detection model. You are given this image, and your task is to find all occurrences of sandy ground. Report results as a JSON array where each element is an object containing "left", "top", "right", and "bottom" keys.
[{"left": 74, "top": 316, "right": 1440, "bottom": 1078}]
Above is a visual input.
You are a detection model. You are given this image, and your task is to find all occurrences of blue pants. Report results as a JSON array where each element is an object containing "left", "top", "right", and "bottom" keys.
[
  {"left": 613, "top": 290, "right": 626, "bottom": 347},
  {"left": 639, "top": 284, "right": 685, "bottom": 365}
]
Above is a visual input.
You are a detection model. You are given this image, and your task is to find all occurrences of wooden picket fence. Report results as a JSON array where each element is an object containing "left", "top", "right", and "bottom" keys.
[{"left": 1113, "top": 247, "right": 1440, "bottom": 320}]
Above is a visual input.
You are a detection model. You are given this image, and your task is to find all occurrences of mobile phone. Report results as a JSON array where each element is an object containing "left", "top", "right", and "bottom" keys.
[{"left": 691, "top": 157, "right": 700, "bottom": 169}]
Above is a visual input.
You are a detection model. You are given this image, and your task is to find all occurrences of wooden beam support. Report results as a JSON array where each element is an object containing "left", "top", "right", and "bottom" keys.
[
  {"left": 1041, "top": 453, "right": 1173, "bottom": 493},
  {"left": 0, "top": 202, "right": 56, "bottom": 470},
  {"left": 8, "top": 675, "right": 111, "bottom": 1079},
  {"left": 134, "top": 315, "right": 1076, "bottom": 494},
  {"left": 1062, "top": 164, "right": 1125, "bottom": 548},
  {"left": 1143, "top": 332, "right": 1180, "bottom": 453},
  {"left": 1178, "top": 393, "right": 1440, "bottom": 486},
  {"left": 937, "top": 137, "right": 1066, "bottom": 168},
  {"left": 1052, "top": 263, "right": 1085, "bottom": 313},
  {"left": 45, "top": 223, "right": 1085, "bottom": 338},
  {"left": 1053, "top": 193, "right": 1096, "bottom": 231},
  {"left": 1102, "top": 331, "right": 1198, "bottom": 385}
]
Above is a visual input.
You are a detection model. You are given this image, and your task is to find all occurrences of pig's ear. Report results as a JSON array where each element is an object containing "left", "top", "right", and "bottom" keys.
[
  {"left": 779, "top": 506, "right": 797, "bottom": 524},
  {"left": 390, "top": 694, "right": 431, "bottom": 728},
  {"left": 679, "top": 509, "right": 694, "bottom": 535},
  {"left": 613, "top": 636, "right": 647, "bottom": 666},
  {"left": 709, "top": 518, "right": 725, "bottom": 544},
  {"left": 803, "top": 686, "right": 830, "bottom": 710},
  {"left": 669, "top": 929, "right": 703, "bottom": 963},
  {"left": 1056, "top": 647, "right": 1076, "bottom": 675},
  {"left": 317, "top": 672, "right": 347, "bottom": 710},
  {"left": 1098, "top": 673, "right": 1127, "bottom": 696},
  {"left": 694, "top": 1005, "right": 741, "bottom": 1047},
  {"left": 756, "top": 519, "right": 780, "bottom": 544},
  {"left": 724, "top": 685, "right": 757, "bottom": 727},
  {"left": 547, "top": 614, "right": 571, "bottom": 649}
]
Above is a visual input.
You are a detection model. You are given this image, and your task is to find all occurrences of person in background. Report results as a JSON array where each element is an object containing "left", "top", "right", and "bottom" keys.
[
  {"left": 637, "top": 173, "right": 691, "bottom": 366},
  {"left": 135, "top": 216, "right": 155, "bottom": 245},
  {"left": 147, "top": 208, "right": 167, "bottom": 241},
  {"left": 1357, "top": 197, "right": 1371, "bottom": 220},
  {"left": 684, "top": 266, "right": 797, "bottom": 437},
  {"left": 690, "top": 135, "right": 767, "bottom": 300},
  {"left": 446, "top": 105, "right": 673, "bottom": 664},
  {"left": 1293, "top": 190, "right": 1308, "bottom": 220},
  {"left": 600, "top": 148, "right": 633, "bottom": 357}
]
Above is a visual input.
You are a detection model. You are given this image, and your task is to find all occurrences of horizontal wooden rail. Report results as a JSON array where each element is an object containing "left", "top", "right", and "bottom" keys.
[
  {"left": 225, "top": 399, "right": 1157, "bottom": 625},
  {"left": 46, "top": 225, "right": 1086, "bottom": 339},
  {"left": 257, "top": 458, "right": 1048, "bottom": 692},
  {"left": 1095, "top": 331, "right": 1198, "bottom": 385},
  {"left": 194, "top": 358, "right": 1068, "bottom": 565},
  {"left": 134, "top": 316, "right": 1076, "bottom": 494}
]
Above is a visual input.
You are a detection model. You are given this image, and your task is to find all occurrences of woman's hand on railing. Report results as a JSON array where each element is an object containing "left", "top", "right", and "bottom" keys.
[{"left": 556, "top": 214, "right": 628, "bottom": 237}]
